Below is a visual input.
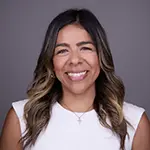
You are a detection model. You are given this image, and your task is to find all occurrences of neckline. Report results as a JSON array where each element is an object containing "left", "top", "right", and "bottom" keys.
[{"left": 56, "top": 101, "right": 95, "bottom": 115}]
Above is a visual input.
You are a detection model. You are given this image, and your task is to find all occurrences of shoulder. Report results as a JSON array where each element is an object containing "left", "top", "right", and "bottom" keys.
[
  {"left": 12, "top": 99, "right": 28, "bottom": 118},
  {"left": 123, "top": 102, "right": 145, "bottom": 128},
  {"left": 123, "top": 101, "right": 145, "bottom": 114},
  {"left": 0, "top": 107, "right": 23, "bottom": 150},
  {"left": 2, "top": 107, "right": 20, "bottom": 126},
  {"left": 0, "top": 99, "right": 29, "bottom": 149},
  {"left": 123, "top": 102, "right": 150, "bottom": 149},
  {"left": 12, "top": 99, "right": 29, "bottom": 132},
  {"left": 12, "top": 99, "right": 28, "bottom": 109},
  {"left": 132, "top": 112, "right": 150, "bottom": 150}
]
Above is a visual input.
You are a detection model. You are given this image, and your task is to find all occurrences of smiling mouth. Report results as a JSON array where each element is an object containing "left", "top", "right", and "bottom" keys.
[{"left": 66, "top": 71, "right": 88, "bottom": 81}]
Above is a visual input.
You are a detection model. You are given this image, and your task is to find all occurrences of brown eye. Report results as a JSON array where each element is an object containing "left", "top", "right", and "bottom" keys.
[
  {"left": 81, "top": 47, "right": 93, "bottom": 51},
  {"left": 55, "top": 49, "right": 69, "bottom": 55}
]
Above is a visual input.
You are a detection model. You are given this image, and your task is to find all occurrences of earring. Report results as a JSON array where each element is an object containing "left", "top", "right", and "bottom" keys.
[{"left": 50, "top": 73, "right": 55, "bottom": 79}]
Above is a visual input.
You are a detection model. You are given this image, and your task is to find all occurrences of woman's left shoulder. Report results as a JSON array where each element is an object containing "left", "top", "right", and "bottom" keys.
[
  {"left": 123, "top": 102, "right": 145, "bottom": 128},
  {"left": 123, "top": 101, "right": 145, "bottom": 114},
  {"left": 123, "top": 102, "right": 150, "bottom": 150}
]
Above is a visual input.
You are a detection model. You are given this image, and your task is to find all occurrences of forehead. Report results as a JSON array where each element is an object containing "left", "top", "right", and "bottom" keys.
[{"left": 56, "top": 24, "right": 93, "bottom": 44}]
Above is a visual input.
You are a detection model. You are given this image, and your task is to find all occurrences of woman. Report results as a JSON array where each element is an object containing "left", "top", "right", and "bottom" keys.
[{"left": 0, "top": 8, "right": 149, "bottom": 150}]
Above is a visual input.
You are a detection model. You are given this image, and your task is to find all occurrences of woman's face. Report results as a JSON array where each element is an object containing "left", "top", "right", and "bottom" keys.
[{"left": 53, "top": 24, "right": 100, "bottom": 94}]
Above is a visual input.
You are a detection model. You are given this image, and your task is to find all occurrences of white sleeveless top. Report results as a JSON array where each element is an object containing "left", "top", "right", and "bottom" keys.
[{"left": 12, "top": 99, "right": 145, "bottom": 150}]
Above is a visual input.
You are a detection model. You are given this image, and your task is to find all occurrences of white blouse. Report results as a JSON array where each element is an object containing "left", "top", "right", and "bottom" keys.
[{"left": 12, "top": 99, "right": 145, "bottom": 150}]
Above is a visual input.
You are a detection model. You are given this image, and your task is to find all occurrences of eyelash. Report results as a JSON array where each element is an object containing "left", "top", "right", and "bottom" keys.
[
  {"left": 56, "top": 49, "right": 68, "bottom": 55},
  {"left": 55, "top": 47, "right": 93, "bottom": 55},
  {"left": 81, "top": 47, "right": 93, "bottom": 51}
]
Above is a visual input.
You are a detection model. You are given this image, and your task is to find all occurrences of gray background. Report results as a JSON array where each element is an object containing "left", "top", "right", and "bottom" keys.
[{"left": 0, "top": 0, "right": 150, "bottom": 131}]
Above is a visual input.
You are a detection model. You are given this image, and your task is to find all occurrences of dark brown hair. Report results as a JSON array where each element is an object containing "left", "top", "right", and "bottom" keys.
[{"left": 21, "top": 8, "right": 129, "bottom": 150}]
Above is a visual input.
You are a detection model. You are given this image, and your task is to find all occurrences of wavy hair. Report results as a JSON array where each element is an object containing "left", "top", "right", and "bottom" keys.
[{"left": 21, "top": 8, "right": 129, "bottom": 150}]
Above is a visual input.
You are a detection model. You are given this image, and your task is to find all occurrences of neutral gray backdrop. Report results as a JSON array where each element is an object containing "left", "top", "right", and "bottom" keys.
[{"left": 0, "top": 0, "right": 150, "bottom": 131}]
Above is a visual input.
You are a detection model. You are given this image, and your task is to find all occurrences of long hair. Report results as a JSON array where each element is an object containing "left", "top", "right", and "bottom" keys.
[{"left": 21, "top": 8, "right": 128, "bottom": 150}]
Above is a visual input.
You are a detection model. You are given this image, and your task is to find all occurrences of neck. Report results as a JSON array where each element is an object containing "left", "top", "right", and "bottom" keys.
[{"left": 60, "top": 87, "right": 95, "bottom": 112}]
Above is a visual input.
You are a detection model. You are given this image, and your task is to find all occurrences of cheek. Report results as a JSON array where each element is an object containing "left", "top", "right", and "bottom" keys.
[
  {"left": 89, "top": 55, "right": 100, "bottom": 75},
  {"left": 53, "top": 61, "right": 61, "bottom": 75},
  {"left": 86, "top": 53, "right": 100, "bottom": 68},
  {"left": 95, "top": 58, "right": 100, "bottom": 74},
  {"left": 53, "top": 57, "right": 66, "bottom": 77}
]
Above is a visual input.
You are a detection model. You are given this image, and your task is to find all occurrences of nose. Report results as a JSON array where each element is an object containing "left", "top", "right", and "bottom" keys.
[{"left": 69, "top": 51, "right": 82, "bottom": 66}]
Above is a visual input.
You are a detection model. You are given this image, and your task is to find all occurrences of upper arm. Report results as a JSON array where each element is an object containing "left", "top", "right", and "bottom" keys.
[
  {"left": 0, "top": 107, "right": 23, "bottom": 150},
  {"left": 132, "top": 112, "right": 150, "bottom": 150}
]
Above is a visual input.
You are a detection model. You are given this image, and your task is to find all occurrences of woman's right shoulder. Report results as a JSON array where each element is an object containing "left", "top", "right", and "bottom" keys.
[
  {"left": 11, "top": 99, "right": 29, "bottom": 135},
  {"left": 12, "top": 99, "right": 28, "bottom": 118},
  {"left": 0, "top": 100, "right": 28, "bottom": 150},
  {"left": 12, "top": 99, "right": 28, "bottom": 108}
]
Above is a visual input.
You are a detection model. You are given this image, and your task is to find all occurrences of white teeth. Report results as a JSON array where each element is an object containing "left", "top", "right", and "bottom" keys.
[{"left": 68, "top": 71, "right": 86, "bottom": 77}]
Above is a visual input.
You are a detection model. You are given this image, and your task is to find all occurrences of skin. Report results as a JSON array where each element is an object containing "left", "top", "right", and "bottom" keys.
[
  {"left": 132, "top": 112, "right": 150, "bottom": 150},
  {"left": 53, "top": 24, "right": 100, "bottom": 112},
  {"left": 0, "top": 108, "right": 22, "bottom": 150},
  {"left": 0, "top": 24, "right": 149, "bottom": 150}
]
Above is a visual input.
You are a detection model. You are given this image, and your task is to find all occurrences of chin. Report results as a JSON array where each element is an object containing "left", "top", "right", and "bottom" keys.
[
  {"left": 62, "top": 81, "right": 95, "bottom": 95},
  {"left": 68, "top": 86, "right": 90, "bottom": 95}
]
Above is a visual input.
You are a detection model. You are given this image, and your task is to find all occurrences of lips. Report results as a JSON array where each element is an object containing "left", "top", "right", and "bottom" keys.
[{"left": 66, "top": 71, "right": 88, "bottom": 81}]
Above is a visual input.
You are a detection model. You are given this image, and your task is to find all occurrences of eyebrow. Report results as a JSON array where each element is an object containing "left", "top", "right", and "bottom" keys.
[
  {"left": 55, "top": 41, "right": 94, "bottom": 48},
  {"left": 76, "top": 41, "right": 94, "bottom": 46}
]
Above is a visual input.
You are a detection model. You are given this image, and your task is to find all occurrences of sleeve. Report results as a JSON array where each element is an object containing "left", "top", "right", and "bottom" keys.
[
  {"left": 12, "top": 99, "right": 28, "bottom": 136},
  {"left": 123, "top": 102, "right": 145, "bottom": 149}
]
